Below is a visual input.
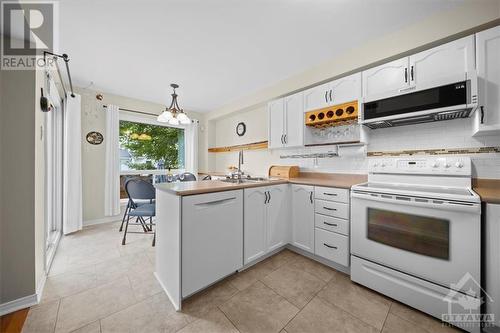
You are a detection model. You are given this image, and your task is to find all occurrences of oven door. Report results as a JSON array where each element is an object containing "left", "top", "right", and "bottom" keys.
[{"left": 351, "top": 190, "right": 480, "bottom": 295}]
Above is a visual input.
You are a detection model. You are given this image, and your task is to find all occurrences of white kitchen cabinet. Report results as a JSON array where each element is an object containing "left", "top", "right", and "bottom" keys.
[
  {"left": 284, "top": 92, "right": 304, "bottom": 147},
  {"left": 244, "top": 187, "right": 268, "bottom": 264},
  {"left": 473, "top": 25, "right": 500, "bottom": 136},
  {"left": 485, "top": 203, "right": 500, "bottom": 329},
  {"left": 182, "top": 190, "right": 243, "bottom": 297},
  {"left": 410, "top": 35, "right": 474, "bottom": 91},
  {"left": 244, "top": 184, "right": 289, "bottom": 265},
  {"left": 291, "top": 185, "right": 314, "bottom": 253},
  {"left": 362, "top": 57, "right": 410, "bottom": 102},
  {"left": 303, "top": 82, "right": 331, "bottom": 112},
  {"left": 268, "top": 99, "right": 285, "bottom": 149},
  {"left": 267, "top": 184, "right": 289, "bottom": 252},
  {"left": 268, "top": 92, "right": 304, "bottom": 149},
  {"left": 330, "top": 72, "right": 361, "bottom": 105}
]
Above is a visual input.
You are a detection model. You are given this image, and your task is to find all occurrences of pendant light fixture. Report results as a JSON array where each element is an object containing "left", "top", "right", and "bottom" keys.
[{"left": 157, "top": 83, "right": 191, "bottom": 125}]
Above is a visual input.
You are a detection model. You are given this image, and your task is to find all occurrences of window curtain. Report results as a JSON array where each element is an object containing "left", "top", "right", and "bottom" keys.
[
  {"left": 63, "top": 93, "right": 83, "bottom": 234},
  {"left": 104, "top": 105, "right": 121, "bottom": 216},
  {"left": 184, "top": 120, "right": 199, "bottom": 176}
]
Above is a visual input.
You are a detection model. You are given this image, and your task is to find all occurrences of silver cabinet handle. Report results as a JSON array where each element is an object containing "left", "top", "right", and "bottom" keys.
[
  {"left": 309, "top": 192, "right": 313, "bottom": 204},
  {"left": 264, "top": 191, "right": 269, "bottom": 204},
  {"left": 324, "top": 91, "right": 328, "bottom": 103},
  {"left": 280, "top": 134, "right": 284, "bottom": 144},
  {"left": 324, "top": 222, "right": 337, "bottom": 227},
  {"left": 480, "top": 106, "right": 485, "bottom": 124},
  {"left": 404, "top": 67, "right": 408, "bottom": 83},
  {"left": 268, "top": 191, "right": 271, "bottom": 203},
  {"left": 324, "top": 243, "right": 337, "bottom": 249},
  {"left": 323, "top": 207, "right": 337, "bottom": 211},
  {"left": 195, "top": 197, "right": 236, "bottom": 207},
  {"left": 329, "top": 89, "right": 332, "bottom": 102},
  {"left": 323, "top": 192, "right": 337, "bottom": 196}
]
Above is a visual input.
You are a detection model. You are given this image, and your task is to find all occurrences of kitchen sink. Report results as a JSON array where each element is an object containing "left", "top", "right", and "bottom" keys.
[{"left": 220, "top": 177, "right": 269, "bottom": 184}]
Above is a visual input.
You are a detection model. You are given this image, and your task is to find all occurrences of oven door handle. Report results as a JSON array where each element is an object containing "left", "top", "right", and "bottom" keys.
[{"left": 351, "top": 191, "right": 480, "bottom": 214}]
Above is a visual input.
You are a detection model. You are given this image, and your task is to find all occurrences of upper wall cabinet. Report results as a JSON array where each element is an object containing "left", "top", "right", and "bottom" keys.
[
  {"left": 268, "top": 92, "right": 304, "bottom": 149},
  {"left": 304, "top": 73, "right": 361, "bottom": 112},
  {"left": 362, "top": 57, "right": 410, "bottom": 102},
  {"left": 473, "top": 26, "right": 500, "bottom": 136},
  {"left": 410, "top": 35, "right": 475, "bottom": 91},
  {"left": 362, "top": 35, "right": 475, "bottom": 102}
]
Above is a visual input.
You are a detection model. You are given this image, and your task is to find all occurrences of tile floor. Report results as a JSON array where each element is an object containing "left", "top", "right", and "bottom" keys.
[{"left": 22, "top": 221, "right": 462, "bottom": 333}]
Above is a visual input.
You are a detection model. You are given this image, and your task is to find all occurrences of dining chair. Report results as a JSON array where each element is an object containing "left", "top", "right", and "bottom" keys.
[
  {"left": 122, "top": 179, "right": 156, "bottom": 246},
  {"left": 119, "top": 177, "right": 152, "bottom": 232}
]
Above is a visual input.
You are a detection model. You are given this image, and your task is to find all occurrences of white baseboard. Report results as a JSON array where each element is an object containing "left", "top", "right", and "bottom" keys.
[
  {"left": 36, "top": 272, "right": 47, "bottom": 303},
  {"left": 83, "top": 215, "right": 122, "bottom": 227},
  {"left": 154, "top": 272, "right": 181, "bottom": 311},
  {"left": 0, "top": 294, "right": 38, "bottom": 316}
]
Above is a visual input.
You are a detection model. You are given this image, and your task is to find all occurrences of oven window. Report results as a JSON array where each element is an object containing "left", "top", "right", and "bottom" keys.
[{"left": 367, "top": 208, "right": 449, "bottom": 260}]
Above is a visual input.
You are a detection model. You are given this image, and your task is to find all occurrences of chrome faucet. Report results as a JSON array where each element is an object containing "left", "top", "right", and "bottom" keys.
[{"left": 231, "top": 150, "right": 245, "bottom": 180}]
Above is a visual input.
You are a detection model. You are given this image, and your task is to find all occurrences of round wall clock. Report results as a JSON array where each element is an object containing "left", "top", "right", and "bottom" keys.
[
  {"left": 236, "top": 122, "right": 246, "bottom": 136},
  {"left": 86, "top": 131, "right": 104, "bottom": 145}
]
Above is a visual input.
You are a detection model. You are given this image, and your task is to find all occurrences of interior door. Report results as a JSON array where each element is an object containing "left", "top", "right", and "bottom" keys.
[
  {"left": 268, "top": 99, "right": 284, "bottom": 149},
  {"left": 267, "top": 184, "right": 289, "bottom": 252},
  {"left": 284, "top": 92, "right": 304, "bottom": 148},
  {"left": 410, "top": 35, "right": 474, "bottom": 91},
  {"left": 303, "top": 82, "right": 331, "bottom": 111},
  {"left": 244, "top": 187, "right": 268, "bottom": 264},
  {"left": 291, "top": 185, "right": 314, "bottom": 253},
  {"left": 362, "top": 57, "right": 410, "bottom": 102}
]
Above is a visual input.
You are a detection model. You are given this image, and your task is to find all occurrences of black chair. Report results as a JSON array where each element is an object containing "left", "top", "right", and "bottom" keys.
[
  {"left": 119, "top": 177, "right": 151, "bottom": 232},
  {"left": 122, "top": 179, "right": 156, "bottom": 246},
  {"left": 178, "top": 172, "right": 197, "bottom": 182}
]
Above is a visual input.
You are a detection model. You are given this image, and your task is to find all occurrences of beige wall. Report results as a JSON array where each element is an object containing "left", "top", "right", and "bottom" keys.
[
  {"left": 206, "top": 2, "right": 500, "bottom": 179},
  {"left": 0, "top": 67, "right": 37, "bottom": 303},
  {"left": 78, "top": 87, "right": 204, "bottom": 223}
]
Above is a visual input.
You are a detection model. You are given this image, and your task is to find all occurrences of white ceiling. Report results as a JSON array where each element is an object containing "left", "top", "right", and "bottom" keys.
[{"left": 59, "top": 0, "right": 459, "bottom": 113}]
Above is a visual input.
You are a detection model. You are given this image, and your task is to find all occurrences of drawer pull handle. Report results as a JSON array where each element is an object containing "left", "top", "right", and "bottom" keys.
[
  {"left": 324, "top": 243, "right": 338, "bottom": 249},
  {"left": 323, "top": 193, "right": 337, "bottom": 196},
  {"left": 324, "top": 222, "right": 337, "bottom": 227},
  {"left": 323, "top": 207, "right": 337, "bottom": 211}
]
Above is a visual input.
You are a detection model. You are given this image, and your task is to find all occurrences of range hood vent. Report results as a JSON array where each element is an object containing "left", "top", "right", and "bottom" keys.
[{"left": 364, "top": 108, "right": 473, "bottom": 129}]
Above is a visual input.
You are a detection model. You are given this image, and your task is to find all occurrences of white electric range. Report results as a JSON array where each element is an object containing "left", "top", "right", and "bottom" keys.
[{"left": 350, "top": 156, "right": 482, "bottom": 333}]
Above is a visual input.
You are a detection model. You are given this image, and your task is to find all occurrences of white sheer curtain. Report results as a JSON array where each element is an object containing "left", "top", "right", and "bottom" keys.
[
  {"left": 63, "top": 93, "right": 83, "bottom": 234},
  {"left": 184, "top": 120, "right": 199, "bottom": 176},
  {"left": 104, "top": 105, "right": 121, "bottom": 216}
]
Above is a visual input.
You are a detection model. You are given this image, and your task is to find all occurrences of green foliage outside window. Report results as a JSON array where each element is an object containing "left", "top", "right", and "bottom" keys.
[{"left": 119, "top": 121, "right": 184, "bottom": 170}]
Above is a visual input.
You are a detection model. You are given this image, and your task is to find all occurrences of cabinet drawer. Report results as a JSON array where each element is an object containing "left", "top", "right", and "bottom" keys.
[
  {"left": 315, "top": 228, "right": 349, "bottom": 266},
  {"left": 315, "top": 186, "right": 349, "bottom": 203},
  {"left": 315, "top": 199, "right": 349, "bottom": 219},
  {"left": 315, "top": 213, "right": 349, "bottom": 235}
]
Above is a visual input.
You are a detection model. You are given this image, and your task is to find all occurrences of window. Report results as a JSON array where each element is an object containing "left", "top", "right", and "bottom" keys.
[{"left": 119, "top": 120, "right": 185, "bottom": 171}]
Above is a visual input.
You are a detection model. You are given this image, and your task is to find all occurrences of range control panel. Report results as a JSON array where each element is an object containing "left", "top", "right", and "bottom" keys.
[{"left": 368, "top": 156, "right": 472, "bottom": 176}]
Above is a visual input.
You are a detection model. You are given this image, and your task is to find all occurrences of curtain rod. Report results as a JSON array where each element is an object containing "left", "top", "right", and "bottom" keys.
[{"left": 102, "top": 105, "right": 198, "bottom": 123}]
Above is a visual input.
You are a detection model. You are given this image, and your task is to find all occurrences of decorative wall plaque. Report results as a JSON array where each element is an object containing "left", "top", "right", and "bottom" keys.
[{"left": 86, "top": 131, "right": 104, "bottom": 145}]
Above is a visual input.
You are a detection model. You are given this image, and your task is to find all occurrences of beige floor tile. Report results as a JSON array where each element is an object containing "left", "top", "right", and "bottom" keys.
[
  {"left": 227, "top": 260, "right": 276, "bottom": 291},
  {"left": 382, "top": 313, "right": 430, "bottom": 333},
  {"left": 127, "top": 268, "right": 163, "bottom": 301},
  {"left": 219, "top": 281, "right": 299, "bottom": 333},
  {"left": 70, "top": 321, "right": 101, "bottom": 333},
  {"left": 286, "top": 296, "right": 379, "bottom": 333},
  {"left": 390, "top": 301, "right": 462, "bottom": 332},
  {"left": 21, "top": 299, "right": 60, "bottom": 333},
  {"left": 177, "top": 308, "right": 238, "bottom": 333},
  {"left": 94, "top": 253, "right": 153, "bottom": 285},
  {"left": 262, "top": 249, "right": 300, "bottom": 270},
  {"left": 291, "top": 255, "right": 337, "bottom": 282},
  {"left": 55, "top": 277, "right": 137, "bottom": 332},
  {"left": 261, "top": 264, "right": 326, "bottom": 308},
  {"left": 181, "top": 280, "right": 239, "bottom": 320},
  {"left": 317, "top": 273, "right": 391, "bottom": 330},
  {"left": 42, "top": 265, "right": 97, "bottom": 303}
]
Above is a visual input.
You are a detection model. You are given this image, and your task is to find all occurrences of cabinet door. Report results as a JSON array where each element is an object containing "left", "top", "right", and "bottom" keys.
[
  {"left": 485, "top": 204, "right": 500, "bottom": 328},
  {"left": 303, "top": 82, "right": 331, "bottom": 111},
  {"left": 291, "top": 185, "right": 314, "bottom": 253},
  {"left": 362, "top": 57, "right": 409, "bottom": 102},
  {"left": 267, "top": 184, "right": 289, "bottom": 252},
  {"left": 474, "top": 26, "right": 500, "bottom": 135},
  {"left": 268, "top": 99, "right": 284, "bottom": 149},
  {"left": 331, "top": 72, "right": 361, "bottom": 105},
  {"left": 410, "top": 35, "right": 474, "bottom": 91},
  {"left": 244, "top": 188, "right": 268, "bottom": 265},
  {"left": 284, "top": 92, "right": 304, "bottom": 148}
]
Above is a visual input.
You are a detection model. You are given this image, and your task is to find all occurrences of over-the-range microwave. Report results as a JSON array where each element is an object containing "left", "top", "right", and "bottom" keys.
[{"left": 361, "top": 79, "right": 478, "bottom": 129}]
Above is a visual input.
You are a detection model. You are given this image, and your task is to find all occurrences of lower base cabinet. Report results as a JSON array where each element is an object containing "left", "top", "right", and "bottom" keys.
[
  {"left": 291, "top": 185, "right": 314, "bottom": 253},
  {"left": 314, "top": 228, "right": 349, "bottom": 266}
]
